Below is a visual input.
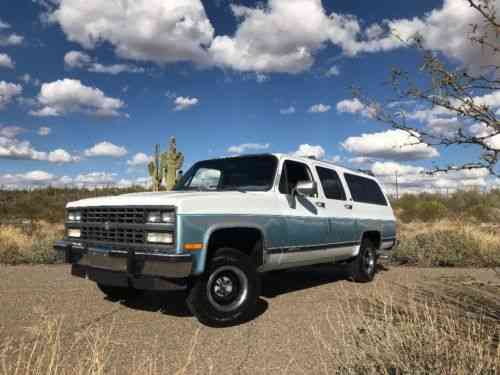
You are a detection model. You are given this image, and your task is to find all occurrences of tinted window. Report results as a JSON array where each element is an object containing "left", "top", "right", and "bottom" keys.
[
  {"left": 344, "top": 173, "right": 387, "bottom": 206},
  {"left": 175, "top": 155, "right": 278, "bottom": 191},
  {"left": 316, "top": 167, "right": 346, "bottom": 200},
  {"left": 279, "top": 160, "right": 312, "bottom": 195}
]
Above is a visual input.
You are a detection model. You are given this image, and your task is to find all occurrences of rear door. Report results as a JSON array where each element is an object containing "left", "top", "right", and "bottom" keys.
[
  {"left": 343, "top": 173, "right": 391, "bottom": 248},
  {"left": 315, "top": 166, "right": 358, "bottom": 260}
]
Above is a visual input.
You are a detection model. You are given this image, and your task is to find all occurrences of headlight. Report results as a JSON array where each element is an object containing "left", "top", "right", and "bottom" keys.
[
  {"left": 147, "top": 210, "right": 175, "bottom": 223},
  {"left": 146, "top": 232, "right": 173, "bottom": 244},
  {"left": 161, "top": 211, "right": 175, "bottom": 223},
  {"left": 147, "top": 211, "right": 161, "bottom": 223},
  {"left": 68, "top": 211, "right": 82, "bottom": 222},
  {"left": 67, "top": 228, "right": 81, "bottom": 238}
]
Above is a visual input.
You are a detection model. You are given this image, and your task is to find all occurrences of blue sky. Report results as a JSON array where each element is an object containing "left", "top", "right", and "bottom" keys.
[{"left": 0, "top": 0, "right": 499, "bottom": 192}]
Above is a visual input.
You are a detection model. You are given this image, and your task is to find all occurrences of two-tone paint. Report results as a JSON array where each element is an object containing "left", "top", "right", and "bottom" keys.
[{"left": 67, "top": 154, "right": 397, "bottom": 276}]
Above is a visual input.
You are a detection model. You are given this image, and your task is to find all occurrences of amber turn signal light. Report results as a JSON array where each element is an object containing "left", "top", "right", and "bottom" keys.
[{"left": 183, "top": 242, "right": 203, "bottom": 251}]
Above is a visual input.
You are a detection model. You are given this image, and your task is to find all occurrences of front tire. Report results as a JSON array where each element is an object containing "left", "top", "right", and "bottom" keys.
[
  {"left": 187, "top": 248, "right": 260, "bottom": 326},
  {"left": 347, "top": 238, "right": 377, "bottom": 282},
  {"left": 96, "top": 283, "right": 142, "bottom": 301}
]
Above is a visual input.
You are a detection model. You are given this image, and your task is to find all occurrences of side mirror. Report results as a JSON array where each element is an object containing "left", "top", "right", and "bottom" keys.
[{"left": 293, "top": 180, "right": 317, "bottom": 197}]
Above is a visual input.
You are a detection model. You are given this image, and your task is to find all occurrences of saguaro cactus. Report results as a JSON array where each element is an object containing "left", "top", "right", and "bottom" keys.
[
  {"left": 164, "top": 137, "right": 184, "bottom": 191},
  {"left": 148, "top": 144, "right": 164, "bottom": 192}
]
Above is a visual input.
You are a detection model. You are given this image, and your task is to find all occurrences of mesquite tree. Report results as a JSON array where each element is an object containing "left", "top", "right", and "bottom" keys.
[{"left": 355, "top": 0, "right": 500, "bottom": 176}]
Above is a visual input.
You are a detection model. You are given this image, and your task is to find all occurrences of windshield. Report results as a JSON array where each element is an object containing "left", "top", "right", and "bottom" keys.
[{"left": 174, "top": 155, "right": 278, "bottom": 192}]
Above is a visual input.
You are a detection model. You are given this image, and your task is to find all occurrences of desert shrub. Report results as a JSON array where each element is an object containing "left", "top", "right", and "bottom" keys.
[
  {"left": 393, "top": 189, "right": 500, "bottom": 223},
  {"left": 416, "top": 200, "right": 448, "bottom": 222},
  {"left": 0, "top": 186, "right": 145, "bottom": 223},
  {"left": 396, "top": 198, "right": 448, "bottom": 223},
  {"left": 394, "top": 221, "right": 500, "bottom": 267},
  {"left": 0, "top": 222, "right": 64, "bottom": 265},
  {"left": 464, "top": 204, "right": 500, "bottom": 223},
  {"left": 313, "top": 289, "right": 500, "bottom": 374}
]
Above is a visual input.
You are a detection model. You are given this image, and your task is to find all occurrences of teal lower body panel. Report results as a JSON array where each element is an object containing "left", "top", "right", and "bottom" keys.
[{"left": 178, "top": 214, "right": 396, "bottom": 275}]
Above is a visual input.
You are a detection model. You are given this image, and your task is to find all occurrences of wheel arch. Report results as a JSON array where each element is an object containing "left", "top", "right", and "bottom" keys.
[
  {"left": 196, "top": 224, "right": 266, "bottom": 275},
  {"left": 360, "top": 230, "right": 382, "bottom": 251}
]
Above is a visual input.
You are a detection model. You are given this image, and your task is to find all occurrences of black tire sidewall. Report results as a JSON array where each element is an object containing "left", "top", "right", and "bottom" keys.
[
  {"left": 349, "top": 239, "right": 377, "bottom": 282},
  {"left": 187, "top": 248, "right": 260, "bottom": 326}
]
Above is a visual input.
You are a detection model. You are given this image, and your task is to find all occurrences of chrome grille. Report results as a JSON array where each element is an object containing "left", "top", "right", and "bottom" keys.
[
  {"left": 81, "top": 226, "right": 145, "bottom": 244},
  {"left": 82, "top": 207, "right": 146, "bottom": 224}
]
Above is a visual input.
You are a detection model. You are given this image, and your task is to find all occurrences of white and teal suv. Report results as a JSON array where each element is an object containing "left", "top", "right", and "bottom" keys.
[{"left": 55, "top": 154, "right": 397, "bottom": 325}]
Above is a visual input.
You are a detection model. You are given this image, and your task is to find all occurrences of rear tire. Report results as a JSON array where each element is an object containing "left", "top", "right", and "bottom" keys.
[
  {"left": 187, "top": 248, "right": 260, "bottom": 326},
  {"left": 97, "top": 283, "right": 142, "bottom": 301},
  {"left": 347, "top": 238, "right": 377, "bottom": 282}
]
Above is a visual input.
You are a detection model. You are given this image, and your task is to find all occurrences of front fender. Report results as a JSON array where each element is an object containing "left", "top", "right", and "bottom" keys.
[{"left": 178, "top": 214, "right": 284, "bottom": 275}]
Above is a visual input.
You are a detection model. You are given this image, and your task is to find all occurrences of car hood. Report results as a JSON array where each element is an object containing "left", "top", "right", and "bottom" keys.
[{"left": 66, "top": 190, "right": 278, "bottom": 215}]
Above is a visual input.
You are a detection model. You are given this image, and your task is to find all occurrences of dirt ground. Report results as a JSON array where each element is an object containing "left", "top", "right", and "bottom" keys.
[{"left": 0, "top": 264, "right": 499, "bottom": 374}]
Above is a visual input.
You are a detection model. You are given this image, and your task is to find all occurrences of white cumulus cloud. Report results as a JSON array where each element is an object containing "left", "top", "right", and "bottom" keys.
[
  {"left": 280, "top": 106, "right": 296, "bottom": 115},
  {"left": 64, "top": 50, "right": 91, "bottom": 68},
  {"left": 0, "top": 126, "right": 78, "bottom": 163},
  {"left": 127, "top": 152, "right": 152, "bottom": 166},
  {"left": 0, "top": 34, "right": 23, "bottom": 46},
  {"left": 228, "top": 143, "right": 270, "bottom": 154},
  {"left": 0, "top": 125, "right": 24, "bottom": 138},
  {"left": 37, "top": 126, "right": 51, "bottom": 136},
  {"left": 47, "top": 148, "right": 80, "bottom": 163},
  {"left": 30, "top": 79, "right": 125, "bottom": 117},
  {"left": 0, "top": 81, "right": 22, "bottom": 109},
  {"left": 336, "top": 98, "right": 377, "bottom": 118},
  {"left": 64, "top": 50, "right": 144, "bottom": 74},
  {"left": 0, "top": 53, "right": 14, "bottom": 69},
  {"left": 308, "top": 103, "right": 331, "bottom": 113},
  {"left": 49, "top": 0, "right": 214, "bottom": 65},
  {"left": 84, "top": 141, "right": 128, "bottom": 158},
  {"left": 325, "top": 65, "right": 340, "bottom": 77},
  {"left": 292, "top": 144, "right": 325, "bottom": 159},
  {"left": 342, "top": 129, "right": 439, "bottom": 161},
  {"left": 173, "top": 96, "right": 199, "bottom": 111}
]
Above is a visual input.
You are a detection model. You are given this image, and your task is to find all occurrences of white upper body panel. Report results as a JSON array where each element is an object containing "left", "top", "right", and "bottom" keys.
[
  {"left": 66, "top": 190, "right": 284, "bottom": 216},
  {"left": 66, "top": 153, "right": 395, "bottom": 221}
]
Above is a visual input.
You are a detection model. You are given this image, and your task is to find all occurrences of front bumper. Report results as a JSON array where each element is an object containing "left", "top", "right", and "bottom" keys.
[{"left": 54, "top": 240, "right": 192, "bottom": 290}]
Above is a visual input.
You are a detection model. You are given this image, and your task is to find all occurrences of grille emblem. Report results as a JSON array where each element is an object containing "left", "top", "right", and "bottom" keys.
[{"left": 104, "top": 221, "right": 111, "bottom": 231}]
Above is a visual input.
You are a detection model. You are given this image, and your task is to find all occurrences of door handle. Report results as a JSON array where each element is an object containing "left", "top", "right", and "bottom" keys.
[
  {"left": 344, "top": 204, "right": 353, "bottom": 210},
  {"left": 315, "top": 201, "right": 325, "bottom": 208}
]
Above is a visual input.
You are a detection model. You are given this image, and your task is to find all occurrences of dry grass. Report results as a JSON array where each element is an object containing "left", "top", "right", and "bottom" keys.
[
  {"left": 310, "top": 284, "right": 500, "bottom": 375},
  {"left": 394, "top": 220, "right": 500, "bottom": 267},
  {"left": 1, "top": 287, "right": 498, "bottom": 375},
  {"left": 0, "top": 222, "right": 64, "bottom": 265}
]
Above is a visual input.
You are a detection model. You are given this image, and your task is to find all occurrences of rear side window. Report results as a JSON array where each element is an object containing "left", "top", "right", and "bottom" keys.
[
  {"left": 316, "top": 166, "right": 346, "bottom": 200},
  {"left": 344, "top": 173, "right": 387, "bottom": 206},
  {"left": 279, "top": 160, "right": 313, "bottom": 195}
]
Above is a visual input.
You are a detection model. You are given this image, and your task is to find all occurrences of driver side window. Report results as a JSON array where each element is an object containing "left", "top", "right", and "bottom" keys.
[{"left": 279, "top": 160, "right": 313, "bottom": 195}]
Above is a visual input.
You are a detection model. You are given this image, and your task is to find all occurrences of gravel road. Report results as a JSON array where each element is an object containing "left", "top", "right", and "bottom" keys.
[{"left": 1, "top": 264, "right": 498, "bottom": 374}]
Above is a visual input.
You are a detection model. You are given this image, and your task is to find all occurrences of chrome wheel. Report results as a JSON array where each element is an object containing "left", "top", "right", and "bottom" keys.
[{"left": 207, "top": 265, "right": 248, "bottom": 312}]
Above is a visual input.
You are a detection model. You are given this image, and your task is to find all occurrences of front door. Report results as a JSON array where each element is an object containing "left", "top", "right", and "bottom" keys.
[{"left": 276, "top": 159, "right": 330, "bottom": 266}]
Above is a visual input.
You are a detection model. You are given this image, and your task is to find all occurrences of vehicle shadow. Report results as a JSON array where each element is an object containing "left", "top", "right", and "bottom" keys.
[
  {"left": 118, "top": 263, "right": 389, "bottom": 324},
  {"left": 261, "top": 264, "right": 349, "bottom": 298},
  {"left": 121, "top": 291, "right": 269, "bottom": 326},
  {"left": 261, "top": 262, "right": 390, "bottom": 298}
]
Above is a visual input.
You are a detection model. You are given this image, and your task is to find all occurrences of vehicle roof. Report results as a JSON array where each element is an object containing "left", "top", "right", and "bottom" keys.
[
  {"left": 208, "top": 153, "right": 376, "bottom": 181},
  {"left": 270, "top": 153, "right": 376, "bottom": 180}
]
